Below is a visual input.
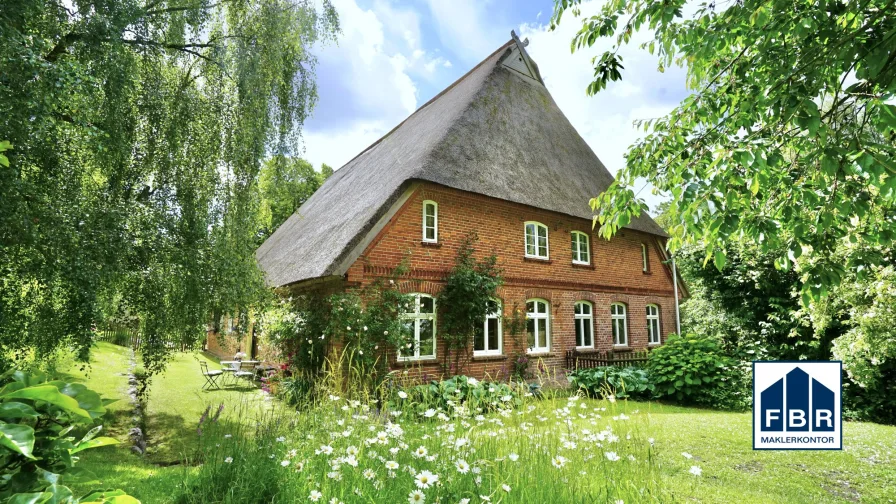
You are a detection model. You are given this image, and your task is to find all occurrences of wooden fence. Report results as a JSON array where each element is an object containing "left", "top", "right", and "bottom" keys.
[
  {"left": 95, "top": 325, "right": 191, "bottom": 352},
  {"left": 565, "top": 349, "right": 650, "bottom": 370}
]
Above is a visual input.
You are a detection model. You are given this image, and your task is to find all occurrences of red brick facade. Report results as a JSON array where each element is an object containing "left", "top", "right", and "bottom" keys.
[{"left": 335, "top": 182, "right": 682, "bottom": 380}]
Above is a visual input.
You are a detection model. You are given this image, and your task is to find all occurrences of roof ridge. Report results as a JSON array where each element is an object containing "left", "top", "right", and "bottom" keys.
[{"left": 327, "top": 39, "right": 516, "bottom": 175}]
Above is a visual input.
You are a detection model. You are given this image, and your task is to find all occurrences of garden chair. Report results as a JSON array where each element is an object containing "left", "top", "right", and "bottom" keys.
[
  {"left": 233, "top": 361, "right": 256, "bottom": 387},
  {"left": 200, "top": 361, "right": 223, "bottom": 390}
]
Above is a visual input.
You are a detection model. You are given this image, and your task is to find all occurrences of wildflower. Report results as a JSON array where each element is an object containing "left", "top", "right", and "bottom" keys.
[
  {"left": 460, "top": 500, "right": 471, "bottom": 504},
  {"left": 508, "top": 453, "right": 519, "bottom": 462},
  {"left": 502, "top": 484, "right": 511, "bottom": 492},
  {"left": 385, "top": 460, "right": 399, "bottom": 470},
  {"left": 329, "top": 498, "right": 342, "bottom": 504},
  {"left": 224, "top": 434, "right": 232, "bottom": 439},
  {"left": 309, "top": 490, "right": 323, "bottom": 502},
  {"left": 551, "top": 455, "right": 568, "bottom": 468},
  {"left": 424, "top": 409, "right": 436, "bottom": 418},
  {"left": 455, "top": 459, "right": 471, "bottom": 473},
  {"left": 501, "top": 395, "right": 512, "bottom": 402},
  {"left": 281, "top": 460, "right": 290, "bottom": 467},
  {"left": 648, "top": 438, "right": 655, "bottom": 445},
  {"left": 615, "top": 501, "right": 624, "bottom": 504},
  {"left": 295, "top": 461, "right": 305, "bottom": 472},
  {"left": 276, "top": 436, "right": 286, "bottom": 442},
  {"left": 605, "top": 452, "right": 620, "bottom": 461},
  {"left": 454, "top": 437, "right": 469, "bottom": 449},
  {"left": 318, "top": 445, "right": 334, "bottom": 455},
  {"left": 224, "top": 457, "right": 233, "bottom": 463},
  {"left": 398, "top": 391, "right": 408, "bottom": 399},
  {"left": 689, "top": 465, "right": 702, "bottom": 476},
  {"left": 415, "top": 470, "right": 438, "bottom": 489},
  {"left": 682, "top": 452, "right": 693, "bottom": 459},
  {"left": 414, "top": 446, "right": 428, "bottom": 458},
  {"left": 480, "top": 496, "right": 491, "bottom": 502},
  {"left": 408, "top": 490, "right": 425, "bottom": 503},
  {"left": 363, "top": 468, "right": 375, "bottom": 480}
]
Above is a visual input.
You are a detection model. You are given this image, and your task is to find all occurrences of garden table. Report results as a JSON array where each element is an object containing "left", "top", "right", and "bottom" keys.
[{"left": 220, "top": 360, "right": 260, "bottom": 386}]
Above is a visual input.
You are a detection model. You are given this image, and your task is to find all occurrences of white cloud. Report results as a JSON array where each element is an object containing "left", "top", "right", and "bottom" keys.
[
  {"left": 518, "top": 2, "right": 690, "bottom": 211},
  {"left": 424, "top": 0, "right": 506, "bottom": 63}
]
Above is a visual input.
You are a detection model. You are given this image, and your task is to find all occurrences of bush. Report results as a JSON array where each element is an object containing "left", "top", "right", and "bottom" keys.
[
  {"left": 0, "top": 369, "right": 137, "bottom": 502},
  {"left": 387, "top": 375, "right": 522, "bottom": 417},
  {"left": 568, "top": 366, "right": 653, "bottom": 399},
  {"left": 648, "top": 334, "right": 749, "bottom": 410}
]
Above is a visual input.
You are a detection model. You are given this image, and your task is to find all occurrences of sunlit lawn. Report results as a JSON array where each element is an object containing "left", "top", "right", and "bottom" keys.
[{"left": 64, "top": 343, "right": 896, "bottom": 503}]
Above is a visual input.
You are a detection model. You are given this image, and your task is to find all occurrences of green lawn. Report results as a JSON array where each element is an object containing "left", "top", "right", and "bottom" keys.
[
  {"left": 61, "top": 342, "right": 275, "bottom": 502},
  {"left": 64, "top": 344, "right": 896, "bottom": 503}
]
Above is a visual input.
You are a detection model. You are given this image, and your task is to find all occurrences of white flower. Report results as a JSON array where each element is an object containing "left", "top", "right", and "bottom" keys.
[
  {"left": 414, "top": 446, "right": 428, "bottom": 458},
  {"left": 605, "top": 452, "right": 620, "bottom": 461},
  {"left": 682, "top": 452, "right": 693, "bottom": 459},
  {"left": 385, "top": 460, "right": 399, "bottom": 470},
  {"left": 224, "top": 457, "right": 233, "bottom": 463},
  {"left": 615, "top": 500, "right": 624, "bottom": 504},
  {"left": 689, "top": 465, "right": 702, "bottom": 476},
  {"left": 648, "top": 438, "right": 655, "bottom": 445},
  {"left": 363, "top": 468, "right": 375, "bottom": 480},
  {"left": 415, "top": 470, "right": 438, "bottom": 489},
  {"left": 551, "top": 455, "right": 568, "bottom": 468},
  {"left": 502, "top": 484, "right": 511, "bottom": 492},
  {"left": 318, "top": 445, "right": 334, "bottom": 455},
  {"left": 480, "top": 496, "right": 491, "bottom": 502},
  {"left": 276, "top": 436, "right": 286, "bottom": 442},
  {"left": 459, "top": 499, "right": 471, "bottom": 504},
  {"left": 329, "top": 498, "right": 342, "bottom": 504},
  {"left": 398, "top": 391, "right": 408, "bottom": 399},
  {"left": 501, "top": 395, "right": 512, "bottom": 402},
  {"left": 424, "top": 409, "right": 436, "bottom": 418},
  {"left": 224, "top": 434, "right": 232, "bottom": 439},
  {"left": 281, "top": 460, "right": 290, "bottom": 467},
  {"left": 508, "top": 453, "right": 519, "bottom": 462},
  {"left": 455, "top": 459, "right": 470, "bottom": 473},
  {"left": 408, "top": 490, "right": 425, "bottom": 503},
  {"left": 308, "top": 490, "right": 323, "bottom": 502}
]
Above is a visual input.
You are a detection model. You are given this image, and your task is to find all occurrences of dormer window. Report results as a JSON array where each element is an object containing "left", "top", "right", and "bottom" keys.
[
  {"left": 571, "top": 231, "right": 590, "bottom": 264},
  {"left": 525, "top": 222, "right": 549, "bottom": 259},
  {"left": 422, "top": 201, "right": 438, "bottom": 243},
  {"left": 641, "top": 243, "right": 649, "bottom": 273}
]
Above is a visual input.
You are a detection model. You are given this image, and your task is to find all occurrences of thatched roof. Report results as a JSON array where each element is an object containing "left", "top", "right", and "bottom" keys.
[{"left": 257, "top": 33, "right": 668, "bottom": 288}]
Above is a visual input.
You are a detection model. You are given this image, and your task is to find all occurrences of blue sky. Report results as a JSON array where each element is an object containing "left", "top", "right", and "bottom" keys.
[{"left": 302, "top": 0, "right": 691, "bottom": 211}]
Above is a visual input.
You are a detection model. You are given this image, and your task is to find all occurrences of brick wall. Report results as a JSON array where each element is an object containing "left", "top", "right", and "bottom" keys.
[{"left": 340, "top": 182, "right": 682, "bottom": 380}]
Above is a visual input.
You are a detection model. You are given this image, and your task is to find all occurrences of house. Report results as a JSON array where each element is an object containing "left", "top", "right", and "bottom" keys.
[{"left": 255, "top": 32, "right": 685, "bottom": 379}]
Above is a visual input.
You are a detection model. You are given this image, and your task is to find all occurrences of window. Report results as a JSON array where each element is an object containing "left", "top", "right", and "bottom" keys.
[
  {"left": 474, "top": 300, "right": 502, "bottom": 356},
  {"left": 571, "top": 232, "right": 590, "bottom": 264},
  {"left": 422, "top": 201, "right": 438, "bottom": 242},
  {"left": 611, "top": 303, "right": 628, "bottom": 346},
  {"left": 397, "top": 294, "right": 437, "bottom": 361},
  {"left": 526, "top": 299, "right": 550, "bottom": 353},
  {"left": 574, "top": 301, "right": 593, "bottom": 348},
  {"left": 641, "top": 243, "right": 649, "bottom": 272},
  {"left": 646, "top": 304, "right": 661, "bottom": 345},
  {"left": 525, "top": 222, "right": 549, "bottom": 259}
]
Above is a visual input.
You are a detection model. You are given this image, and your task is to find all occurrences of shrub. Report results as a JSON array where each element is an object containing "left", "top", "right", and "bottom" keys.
[
  {"left": 568, "top": 366, "right": 653, "bottom": 399},
  {"left": 386, "top": 375, "right": 522, "bottom": 417},
  {"left": 647, "top": 334, "right": 749, "bottom": 410},
  {"left": 0, "top": 370, "right": 137, "bottom": 502}
]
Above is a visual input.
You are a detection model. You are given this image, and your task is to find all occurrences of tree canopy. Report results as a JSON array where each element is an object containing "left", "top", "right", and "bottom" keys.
[
  {"left": 551, "top": 0, "right": 896, "bottom": 302},
  {"left": 0, "top": 0, "right": 338, "bottom": 372},
  {"left": 257, "top": 156, "right": 331, "bottom": 243}
]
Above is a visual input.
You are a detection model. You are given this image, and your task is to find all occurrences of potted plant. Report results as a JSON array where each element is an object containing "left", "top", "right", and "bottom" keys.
[{"left": 234, "top": 351, "right": 247, "bottom": 362}]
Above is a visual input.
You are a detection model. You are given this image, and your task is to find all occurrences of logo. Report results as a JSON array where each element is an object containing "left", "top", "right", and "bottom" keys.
[{"left": 753, "top": 361, "right": 842, "bottom": 450}]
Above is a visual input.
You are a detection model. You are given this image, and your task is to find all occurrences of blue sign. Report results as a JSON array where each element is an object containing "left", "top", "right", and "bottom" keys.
[{"left": 753, "top": 361, "right": 842, "bottom": 450}]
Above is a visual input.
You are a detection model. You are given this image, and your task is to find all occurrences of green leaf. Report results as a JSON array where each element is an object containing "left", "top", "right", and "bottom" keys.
[
  {"left": 749, "top": 174, "right": 760, "bottom": 196},
  {"left": 3, "top": 386, "right": 92, "bottom": 419},
  {"left": 0, "top": 401, "right": 40, "bottom": 419},
  {"left": 0, "top": 422, "right": 36, "bottom": 459},
  {"left": 6, "top": 493, "right": 53, "bottom": 504},
  {"left": 79, "top": 489, "right": 140, "bottom": 503},
  {"left": 72, "top": 437, "right": 119, "bottom": 454},
  {"left": 713, "top": 249, "right": 727, "bottom": 271}
]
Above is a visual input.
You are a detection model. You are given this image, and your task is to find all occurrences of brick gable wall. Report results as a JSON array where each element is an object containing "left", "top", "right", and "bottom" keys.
[{"left": 344, "top": 182, "right": 681, "bottom": 380}]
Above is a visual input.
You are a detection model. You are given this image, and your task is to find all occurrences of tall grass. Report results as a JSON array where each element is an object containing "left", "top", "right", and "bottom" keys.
[{"left": 176, "top": 352, "right": 670, "bottom": 503}]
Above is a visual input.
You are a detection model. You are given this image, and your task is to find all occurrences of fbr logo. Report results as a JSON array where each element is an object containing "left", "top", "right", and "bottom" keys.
[{"left": 753, "top": 361, "right": 842, "bottom": 450}]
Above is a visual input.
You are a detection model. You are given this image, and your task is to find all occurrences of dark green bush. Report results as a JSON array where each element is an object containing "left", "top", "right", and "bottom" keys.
[
  {"left": 387, "top": 376, "right": 521, "bottom": 417},
  {"left": 568, "top": 366, "right": 653, "bottom": 399},
  {"left": 648, "top": 334, "right": 749, "bottom": 410}
]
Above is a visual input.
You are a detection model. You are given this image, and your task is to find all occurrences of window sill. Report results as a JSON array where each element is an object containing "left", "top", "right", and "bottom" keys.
[
  {"left": 523, "top": 256, "right": 552, "bottom": 264},
  {"left": 648, "top": 343, "right": 661, "bottom": 347},
  {"left": 574, "top": 347, "right": 598, "bottom": 353},
  {"left": 612, "top": 346, "right": 631, "bottom": 351},
  {"left": 472, "top": 354, "right": 507, "bottom": 362},
  {"left": 421, "top": 241, "right": 441, "bottom": 248},
  {"left": 395, "top": 357, "right": 438, "bottom": 366},
  {"left": 526, "top": 351, "right": 554, "bottom": 357},
  {"left": 571, "top": 262, "right": 595, "bottom": 270}
]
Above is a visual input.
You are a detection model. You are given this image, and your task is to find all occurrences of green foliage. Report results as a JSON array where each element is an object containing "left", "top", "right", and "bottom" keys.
[
  {"left": 256, "top": 156, "right": 331, "bottom": 242},
  {"left": 568, "top": 366, "right": 653, "bottom": 399},
  {"left": 552, "top": 0, "right": 896, "bottom": 302},
  {"left": 387, "top": 375, "right": 522, "bottom": 416},
  {"left": 0, "top": 370, "right": 134, "bottom": 503},
  {"left": 0, "top": 0, "right": 339, "bottom": 374},
  {"left": 647, "top": 335, "right": 749, "bottom": 410},
  {"left": 438, "top": 233, "right": 503, "bottom": 359}
]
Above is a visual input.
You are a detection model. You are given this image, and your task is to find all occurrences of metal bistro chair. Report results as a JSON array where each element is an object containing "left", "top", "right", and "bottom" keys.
[
  {"left": 233, "top": 361, "right": 256, "bottom": 387},
  {"left": 200, "top": 361, "right": 223, "bottom": 390}
]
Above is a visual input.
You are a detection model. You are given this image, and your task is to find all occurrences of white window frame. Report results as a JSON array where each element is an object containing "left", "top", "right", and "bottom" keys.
[
  {"left": 422, "top": 201, "right": 438, "bottom": 243},
  {"left": 646, "top": 304, "right": 661, "bottom": 345},
  {"left": 571, "top": 231, "right": 590, "bottom": 265},
  {"left": 574, "top": 301, "right": 594, "bottom": 348},
  {"left": 611, "top": 303, "right": 628, "bottom": 347},
  {"left": 641, "top": 243, "right": 649, "bottom": 272},
  {"left": 397, "top": 294, "right": 437, "bottom": 361},
  {"left": 524, "top": 221, "right": 549, "bottom": 259},
  {"left": 473, "top": 300, "right": 503, "bottom": 357},
  {"left": 526, "top": 299, "right": 551, "bottom": 354}
]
